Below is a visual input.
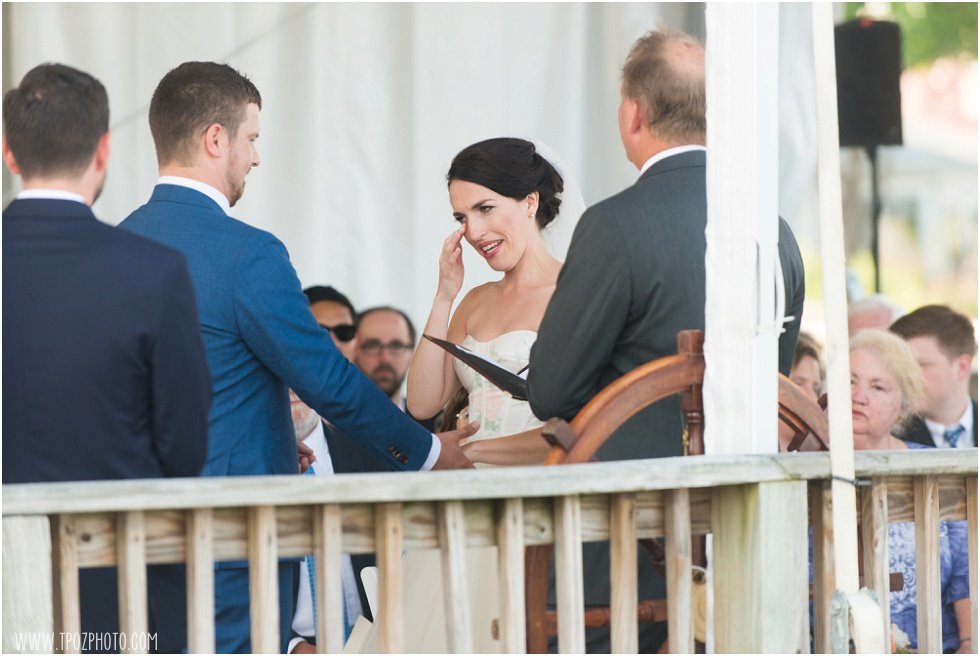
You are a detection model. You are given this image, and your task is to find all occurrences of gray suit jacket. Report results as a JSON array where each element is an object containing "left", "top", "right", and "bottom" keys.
[
  {"left": 526, "top": 150, "right": 804, "bottom": 651},
  {"left": 529, "top": 149, "right": 804, "bottom": 461}
]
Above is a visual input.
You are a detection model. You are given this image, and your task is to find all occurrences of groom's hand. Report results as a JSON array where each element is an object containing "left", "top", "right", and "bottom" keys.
[{"left": 433, "top": 421, "right": 479, "bottom": 469}]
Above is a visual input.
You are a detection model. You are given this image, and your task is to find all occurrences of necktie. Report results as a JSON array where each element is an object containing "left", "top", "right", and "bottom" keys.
[
  {"left": 943, "top": 424, "right": 966, "bottom": 448},
  {"left": 304, "top": 467, "right": 352, "bottom": 640}
]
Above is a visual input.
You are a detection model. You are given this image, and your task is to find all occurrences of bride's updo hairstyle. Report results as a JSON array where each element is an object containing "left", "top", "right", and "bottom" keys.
[{"left": 447, "top": 137, "right": 564, "bottom": 230}]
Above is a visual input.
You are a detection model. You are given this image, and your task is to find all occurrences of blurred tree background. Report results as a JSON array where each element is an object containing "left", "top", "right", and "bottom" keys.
[{"left": 846, "top": 2, "right": 978, "bottom": 67}]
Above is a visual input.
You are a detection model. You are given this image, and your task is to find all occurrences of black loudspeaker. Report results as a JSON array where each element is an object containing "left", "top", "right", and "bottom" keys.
[{"left": 835, "top": 19, "right": 903, "bottom": 147}]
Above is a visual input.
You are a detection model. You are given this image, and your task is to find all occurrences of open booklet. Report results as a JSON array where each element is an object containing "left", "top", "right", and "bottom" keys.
[{"left": 423, "top": 335, "right": 529, "bottom": 401}]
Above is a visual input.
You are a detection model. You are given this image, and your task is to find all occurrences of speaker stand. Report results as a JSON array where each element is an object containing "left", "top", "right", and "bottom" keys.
[{"left": 865, "top": 145, "right": 882, "bottom": 293}]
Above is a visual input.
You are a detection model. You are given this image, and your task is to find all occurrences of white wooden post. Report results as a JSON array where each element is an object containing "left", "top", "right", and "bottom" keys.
[
  {"left": 711, "top": 481, "right": 809, "bottom": 653},
  {"left": 3, "top": 516, "right": 54, "bottom": 653},
  {"left": 811, "top": 1, "right": 861, "bottom": 606},
  {"left": 704, "top": 2, "right": 781, "bottom": 456}
]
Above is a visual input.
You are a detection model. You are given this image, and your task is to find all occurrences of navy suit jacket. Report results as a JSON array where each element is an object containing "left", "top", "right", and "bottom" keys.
[
  {"left": 120, "top": 184, "right": 434, "bottom": 477},
  {"left": 2, "top": 198, "right": 210, "bottom": 483},
  {"left": 898, "top": 399, "right": 979, "bottom": 448}
]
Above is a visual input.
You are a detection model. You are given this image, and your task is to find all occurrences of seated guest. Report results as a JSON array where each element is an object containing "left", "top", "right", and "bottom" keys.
[
  {"left": 849, "top": 329, "right": 971, "bottom": 653},
  {"left": 890, "top": 304, "right": 977, "bottom": 448},
  {"left": 2, "top": 63, "right": 211, "bottom": 653},
  {"left": 303, "top": 285, "right": 359, "bottom": 361},
  {"left": 790, "top": 331, "right": 825, "bottom": 401},
  {"left": 848, "top": 293, "right": 904, "bottom": 335},
  {"left": 354, "top": 306, "right": 437, "bottom": 431}
]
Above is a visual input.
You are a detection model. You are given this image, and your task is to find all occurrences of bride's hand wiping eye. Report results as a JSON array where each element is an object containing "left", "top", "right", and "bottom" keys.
[{"left": 437, "top": 226, "right": 466, "bottom": 303}]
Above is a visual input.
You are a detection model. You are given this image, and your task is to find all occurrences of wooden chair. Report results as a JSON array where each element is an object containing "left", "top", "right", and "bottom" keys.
[{"left": 524, "top": 329, "right": 829, "bottom": 652}]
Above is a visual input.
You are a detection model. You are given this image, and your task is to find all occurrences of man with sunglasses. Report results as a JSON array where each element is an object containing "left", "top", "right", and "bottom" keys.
[{"left": 303, "top": 285, "right": 359, "bottom": 361}]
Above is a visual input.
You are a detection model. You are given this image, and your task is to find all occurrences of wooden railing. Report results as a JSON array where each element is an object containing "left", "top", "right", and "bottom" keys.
[{"left": 2, "top": 449, "right": 976, "bottom": 654}]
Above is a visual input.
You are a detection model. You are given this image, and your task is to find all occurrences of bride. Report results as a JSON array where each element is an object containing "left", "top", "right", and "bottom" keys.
[
  {"left": 366, "top": 138, "right": 582, "bottom": 654},
  {"left": 407, "top": 137, "right": 583, "bottom": 466}
]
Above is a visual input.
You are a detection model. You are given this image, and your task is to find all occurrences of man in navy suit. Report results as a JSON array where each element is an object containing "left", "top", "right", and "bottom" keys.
[
  {"left": 120, "top": 61, "right": 475, "bottom": 653},
  {"left": 891, "top": 305, "right": 978, "bottom": 448},
  {"left": 2, "top": 63, "right": 211, "bottom": 652}
]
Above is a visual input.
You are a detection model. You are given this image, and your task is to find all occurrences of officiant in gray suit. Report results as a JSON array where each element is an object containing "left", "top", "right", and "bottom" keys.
[{"left": 527, "top": 27, "right": 804, "bottom": 652}]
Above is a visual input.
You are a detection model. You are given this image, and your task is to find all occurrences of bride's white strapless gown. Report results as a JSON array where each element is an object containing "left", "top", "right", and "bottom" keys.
[
  {"left": 454, "top": 330, "right": 543, "bottom": 442},
  {"left": 359, "top": 332, "right": 541, "bottom": 653}
]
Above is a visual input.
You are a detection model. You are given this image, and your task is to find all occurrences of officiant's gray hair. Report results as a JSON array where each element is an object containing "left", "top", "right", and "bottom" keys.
[{"left": 621, "top": 26, "right": 705, "bottom": 146}]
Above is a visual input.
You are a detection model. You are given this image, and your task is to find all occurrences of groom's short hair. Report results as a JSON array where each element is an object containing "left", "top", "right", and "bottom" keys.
[
  {"left": 622, "top": 27, "right": 705, "bottom": 145},
  {"left": 149, "top": 61, "right": 262, "bottom": 167}
]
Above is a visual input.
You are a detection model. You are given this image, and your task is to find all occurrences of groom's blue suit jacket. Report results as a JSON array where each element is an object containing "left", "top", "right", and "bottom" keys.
[{"left": 121, "top": 184, "right": 434, "bottom": 478}]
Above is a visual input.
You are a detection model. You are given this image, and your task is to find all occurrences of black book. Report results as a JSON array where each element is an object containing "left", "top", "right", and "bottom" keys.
[{"left": 423, "top": 335, "right": 529, "bottom": 401}]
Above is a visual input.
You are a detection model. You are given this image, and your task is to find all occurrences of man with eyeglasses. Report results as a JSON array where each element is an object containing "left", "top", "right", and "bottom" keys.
[{"left": 354, "top": 307, "right": 435, "bottom": 428}]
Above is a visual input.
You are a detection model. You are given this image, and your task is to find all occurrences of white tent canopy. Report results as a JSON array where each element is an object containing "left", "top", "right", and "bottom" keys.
[{"left": 2, "top": 3, "right": 823, "bottom": 337}]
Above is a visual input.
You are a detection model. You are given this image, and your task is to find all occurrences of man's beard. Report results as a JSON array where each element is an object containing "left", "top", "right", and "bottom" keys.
[
  {"left": 371, "top": 364, "right": 405, "bottom": 398},
  {"left": 227, "top": 176, "right": 245, "bottom": 207}
]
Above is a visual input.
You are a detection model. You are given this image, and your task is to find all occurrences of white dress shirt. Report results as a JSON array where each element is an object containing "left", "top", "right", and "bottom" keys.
[
  {"left": 638, "top": 145, "right": 707, "bottom": 177},
  {"left": 16, "top": 189, "right": 87, "bottom": 204},
  {"left": 924, "top": 401, "right": 974, "bottom": 448},
  {"left": 156, "top": 176, "right": 232, "bottom": 215}
]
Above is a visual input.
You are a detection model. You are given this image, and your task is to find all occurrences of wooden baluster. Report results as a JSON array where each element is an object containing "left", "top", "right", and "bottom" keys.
[
  {"left": 914, "top": 476, "right": 941, "bottom": 654},
  {"left": 117, "top": 511, "right": 148, "bottom": 654},
  {"left": 496, "top": 498, "right": 525, "bottom": 653},
  {"left": 313, "top": 505, "right": 344, "bottom": 654},
  {"left": 3, "top": 516, "right": 54, "bottom": 653},
  {"left": 665, "top": 489, "right": 694, "bottom": 654},
  {"left": 860, "top": 478, "right": 891, "bottom": 652},
  {"left": 186, "top": 509, "right": 215, "bottom": 654},
  {"left": 609, "top": 493, "right": 638, "bottom": 653},
  {"left": 438, "top": 500, "right": 473, "bottom": 652},
  {"left": 52, "top": 515, "right": 81, "bottom": 654},
  {"left": 375, "top": 503, "right": 404, "bottom": 653},
  {"left": 554, "top": 495, "right": 585, "bottom": 653},
  {"left": 809, "top": 481, "right": 834, "bottom": 654},
  {"left": 248, "top": 506, "right": 279, "bottom": 654},
  {"left": 967, "top": 477, "right": 977, "bottom": 652}
]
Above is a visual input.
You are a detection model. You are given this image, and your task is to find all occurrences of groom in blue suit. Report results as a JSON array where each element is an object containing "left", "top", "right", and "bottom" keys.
[{"left": 120, "top": 61, "right": 475, "bottom": 653}]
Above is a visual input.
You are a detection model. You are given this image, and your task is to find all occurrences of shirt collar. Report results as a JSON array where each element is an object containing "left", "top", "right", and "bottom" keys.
[
  {"left": 639, "top": 145, "right": 707, "bottom": 177},
  {"left": 156, "top": 176, "right": 231, "bottom": 215},
  {"left": 923, "top": 401, "right": 974, "bottom": 448},
  {"left": 16, "top": 189, "right": 87, "bottom": 205}
]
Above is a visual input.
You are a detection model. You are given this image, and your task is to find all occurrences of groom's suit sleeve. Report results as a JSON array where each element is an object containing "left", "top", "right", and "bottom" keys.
[
  {"left": 527, "top": 207, "right": 631, "bottom": 422},
  {"left": 231, "top": 232, "right": 437, "bottom": 471}
]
